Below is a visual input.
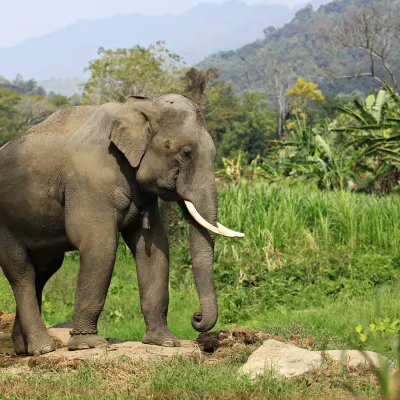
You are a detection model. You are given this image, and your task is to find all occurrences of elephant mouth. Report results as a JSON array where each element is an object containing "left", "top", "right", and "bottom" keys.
[{"left": 184, "top": 201, "right": 245, "bottom": 238}]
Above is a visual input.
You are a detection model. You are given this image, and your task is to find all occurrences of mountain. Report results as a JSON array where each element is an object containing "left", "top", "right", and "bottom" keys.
[
  {"left": 0, "top": 1, "right": 296, "bottom": 93},
  {"left": 198, "top": 0, "right": 400, "bottom": 96}
]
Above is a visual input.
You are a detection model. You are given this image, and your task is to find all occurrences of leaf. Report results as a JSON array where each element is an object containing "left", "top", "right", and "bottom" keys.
[
  {"left": 315, "top": 135, "right": 333, "bottom": 161},
  {"left": 360, "top": 333, "right": 368, "bottom": 343},
  {"left": 373, "top": 90, "right": 387, "bottom": 124},
  {"left": 355, "top": 325, "right": 363, "bottom": 334}
]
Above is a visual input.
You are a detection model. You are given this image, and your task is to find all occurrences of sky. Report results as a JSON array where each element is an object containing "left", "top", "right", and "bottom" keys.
[{"left": 0, "top": 0, "right": 307, "bottom": 48}]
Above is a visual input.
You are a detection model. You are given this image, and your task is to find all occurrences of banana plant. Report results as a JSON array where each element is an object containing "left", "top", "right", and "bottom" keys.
[
  {"left": 332, "top": 85, "right": 400, "bottom": 193},
  {"left": 267, "top": 120, "right": 363, "bottom": 190}
]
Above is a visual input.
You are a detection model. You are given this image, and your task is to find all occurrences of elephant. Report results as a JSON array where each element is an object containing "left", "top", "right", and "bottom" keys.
[{"left": 0, "top": 94, "right": 244, "bottom": 356}]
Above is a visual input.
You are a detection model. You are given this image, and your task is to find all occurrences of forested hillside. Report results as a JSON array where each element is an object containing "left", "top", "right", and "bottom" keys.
[{"left": 199, "top": 0, "right": 400, "bottom": 96}]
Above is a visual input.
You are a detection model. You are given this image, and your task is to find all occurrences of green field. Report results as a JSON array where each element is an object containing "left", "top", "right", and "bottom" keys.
[{"left": 1, "top": 184, "right": 399, "bottom": 399}]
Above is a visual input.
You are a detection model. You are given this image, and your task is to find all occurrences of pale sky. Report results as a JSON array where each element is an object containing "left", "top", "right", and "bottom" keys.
[{"left": 0, "top": 0, "right": 306, "bottom": 48}]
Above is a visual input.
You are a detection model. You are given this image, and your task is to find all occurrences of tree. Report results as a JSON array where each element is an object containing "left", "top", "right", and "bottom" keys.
[
  {"left": 47, "top": 92, "right": 72, "bottom": 107},
  {"left": 0, "top": 89, "right": 21, "bottom": 144},
  {"left": 11, "top": 74, "right": 46, "bottom": 96},
  {"left": 332, "top": 0, "right": 400, "bottom": 90},
  {"left": 10, "top": 96, "right": 57, "bottom": 137},
  {"left": 82, "top": 41, "right": 185, "bottom": 103},
  {"left": 236, "top": 53, "right": 296, "bottom": 140},
  {"left": 285, "top": 78, "right": 325, "bottom": 130},
  {"left": 219, "top": 92, "right": 278, "bottom": 162},
  {"left": 200, "top": 82, "right": 243, "bottom": 160},
  {"left": 182, "top": 67, "right": 220, "bottom": 106}
]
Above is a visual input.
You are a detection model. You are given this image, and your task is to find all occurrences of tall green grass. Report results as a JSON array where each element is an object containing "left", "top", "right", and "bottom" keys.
[
  {"left": 217, "top": 184, "right": 400, "bottom": 256},
  {"left": 0, "top": 183, "right": 399, "bottom": 353}
]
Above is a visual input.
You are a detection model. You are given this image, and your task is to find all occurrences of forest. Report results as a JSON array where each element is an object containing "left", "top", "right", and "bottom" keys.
[
  {"left": 0, "top": 0, "right": 400, "bottom": 398},
  {"left": 1, "top": 0, "right": 399, "bottom": 195}
]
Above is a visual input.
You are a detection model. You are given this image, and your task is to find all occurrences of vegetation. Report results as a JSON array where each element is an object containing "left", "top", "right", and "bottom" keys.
[
  {"left": 0, "top": 75, "right": 77, "bottom": 145},
  {"left": 1, "top": 184, "right": 399, "bottom": 345},
  {"left": 0, "top": 184, "right": 399, "bottom": 398},
  {"left": 82, "top": 41, "right": 185, "bottom": 103},
  {"left": 199, "top": 0, "right": 400, "bottom": 96},
  {"left": 1, "top": 0, "right": 400, "bottom": 397}
]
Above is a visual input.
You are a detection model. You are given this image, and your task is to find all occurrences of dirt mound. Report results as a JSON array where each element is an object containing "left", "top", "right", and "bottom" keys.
[
  {"left": 0, "top": 311, "right": 15, "bottom": 335},
  {"left": 197, "top": 327, "right": 314, "bottom": 354}
]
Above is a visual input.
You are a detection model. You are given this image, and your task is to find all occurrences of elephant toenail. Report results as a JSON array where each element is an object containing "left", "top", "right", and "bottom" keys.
[
  {"left": 41, "top": 345, "right": 53, "bottom": 354},
  {"left": 95, "top": 341, "right": 109, "bottom": 348},
  {"left": 162, "top": 340, "right": 175, "bottom": 347}
]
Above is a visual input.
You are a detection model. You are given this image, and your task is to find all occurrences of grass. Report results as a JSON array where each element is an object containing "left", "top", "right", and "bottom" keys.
[
  {"left": 0, "top": 353, "right": 381, "bottom": 399},
  {"left": 0, "top": 183, "right": 399, "bottom": 398}
]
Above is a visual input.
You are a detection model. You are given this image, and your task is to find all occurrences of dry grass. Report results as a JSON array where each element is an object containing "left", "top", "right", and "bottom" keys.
[{"left": 0, "top": 344, "right": 383, "bottom": 400}]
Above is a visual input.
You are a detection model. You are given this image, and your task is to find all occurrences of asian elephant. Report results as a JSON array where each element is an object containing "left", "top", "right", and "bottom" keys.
[{"left": 0, "top": 94, "right": 244, "bottom": 356}]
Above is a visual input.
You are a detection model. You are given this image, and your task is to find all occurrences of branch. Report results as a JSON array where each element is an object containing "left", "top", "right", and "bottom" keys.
[{"left": 334, "top": 72, "right": 386, "bottom": 87}]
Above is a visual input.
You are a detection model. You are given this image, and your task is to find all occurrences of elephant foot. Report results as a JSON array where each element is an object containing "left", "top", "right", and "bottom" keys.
[
  {"left": 12, "top": 322, "right": 55, "bottom": 356},
  {"left": 68, "top": 334, "right": 109, "bottom": 351},
  {"left": 142, "top": 328, "right": 181, "bottom": 347},
  {"left": 26, "top": 335, "right": 55, "bottom": 356},
  {"left": 12, "top": 332, "right": 27, "bottom": 355}
]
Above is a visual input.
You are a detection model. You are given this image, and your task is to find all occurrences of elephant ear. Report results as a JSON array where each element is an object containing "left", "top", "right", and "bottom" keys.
[{"left": 109, "top": 96, "right": 155, "bottom": 168}]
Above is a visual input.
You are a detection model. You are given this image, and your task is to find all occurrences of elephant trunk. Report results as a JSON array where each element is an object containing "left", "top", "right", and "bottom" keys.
[{"left": 187, "top": 180, "right": 218, "bottom": 332}]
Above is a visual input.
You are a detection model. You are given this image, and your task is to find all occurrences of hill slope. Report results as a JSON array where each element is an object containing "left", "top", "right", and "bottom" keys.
[
  {"left": 0, "top": 1, "right": 294, "bottom": 85},
  {"left": 198, "top": 0, "right": 400, "bottom": 95}
]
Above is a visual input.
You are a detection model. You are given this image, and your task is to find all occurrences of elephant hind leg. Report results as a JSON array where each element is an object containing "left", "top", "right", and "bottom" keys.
[
  {"left": 65, "top": 207, "right": 118, "bottom": 351},
  {"left": 12, "top": 252, "right": 64, "bottom": 354},
  {"left": 0, "top": 230, "right": 55, "bottom": 355}
]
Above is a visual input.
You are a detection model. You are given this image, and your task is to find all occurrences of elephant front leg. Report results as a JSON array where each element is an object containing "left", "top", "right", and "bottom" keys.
[
  {"left": 66, "top": 213, "right": 118, "bottom": 351},
  {"left": 123, "top": 206, "right": 180, "bottom": 347}
]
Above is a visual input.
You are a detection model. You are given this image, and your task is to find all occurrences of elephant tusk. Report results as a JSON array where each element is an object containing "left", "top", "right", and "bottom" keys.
[
  {"left": 184, "top": 201, "right": 245, "bottom": 238},
  {"left": 216, "top": 222, "right": 245, "bottom": 238}
]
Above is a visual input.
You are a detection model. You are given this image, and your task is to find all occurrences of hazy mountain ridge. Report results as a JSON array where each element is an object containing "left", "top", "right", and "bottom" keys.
[{"left": 0, "top": 1, "right": 296, "bottom": 95}]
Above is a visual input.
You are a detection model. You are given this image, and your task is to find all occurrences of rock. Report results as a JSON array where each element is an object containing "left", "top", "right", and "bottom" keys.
[
  {"left": 0, "top": 339, "right": 200, "bottom": 375},
  {"left": 48, "top": 328, "right": 70, "bottom": 347},
  {"left": 239, "top": 339, "right": 324, "bottom": 379},
  {"left": 318, "top": 350, "right": 392, "bottom": 369}
]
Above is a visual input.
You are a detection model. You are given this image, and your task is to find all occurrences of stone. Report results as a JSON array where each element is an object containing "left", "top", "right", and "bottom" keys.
[
  {"left": 48, "top": 328, "right": 71, "bottom": 347},
  {"left": 318, "top": 350, "right": 392, "bottom": 369},
  {"left": 0, "top": 338, "right": 200, "bottom": 375},
  {"left": 239, "top": 339, "right": 324, "bottom": 379}
]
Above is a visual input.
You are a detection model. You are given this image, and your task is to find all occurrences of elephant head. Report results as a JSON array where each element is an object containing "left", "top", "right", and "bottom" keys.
[{"left": 109, "top": 94, "right": 244, "bottom": 332}]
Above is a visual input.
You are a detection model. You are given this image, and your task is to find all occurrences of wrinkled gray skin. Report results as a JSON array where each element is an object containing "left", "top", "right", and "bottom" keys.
[{"left": 0, "top": 94, "right": 218, "bottom": 355}]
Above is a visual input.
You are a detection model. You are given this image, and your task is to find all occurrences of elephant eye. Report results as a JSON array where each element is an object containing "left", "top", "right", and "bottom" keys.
[{"left": 181, "top": 146, "right": 192, "bottom": 158}]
